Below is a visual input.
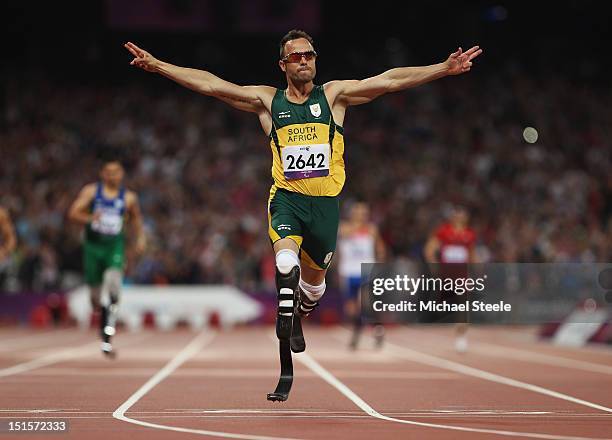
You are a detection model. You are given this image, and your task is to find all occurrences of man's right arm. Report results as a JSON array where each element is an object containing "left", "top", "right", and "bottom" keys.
[
  {"left": 124, "top": 42, "right": 274, "bottom": 114},
  {"left": 68, "top": 184, "right": 97, "bottom": 226}
]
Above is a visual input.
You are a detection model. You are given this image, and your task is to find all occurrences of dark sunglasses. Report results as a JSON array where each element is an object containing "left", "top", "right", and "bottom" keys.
[{"left": 282, "top": 50, "right": 317, "bottom": 63}]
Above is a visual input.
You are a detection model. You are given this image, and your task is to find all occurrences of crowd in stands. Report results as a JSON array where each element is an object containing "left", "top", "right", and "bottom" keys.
[{"left": 1, "top": 61, "right": 610, "bottom": 294}]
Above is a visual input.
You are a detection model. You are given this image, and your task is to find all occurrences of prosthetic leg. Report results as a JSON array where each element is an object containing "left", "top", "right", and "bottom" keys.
[
  {"left": 267, "top": 266, "right": 300, "bottom": 402},
  {"left": 100, "top": 269, "right": 121, "bottom": 358}
]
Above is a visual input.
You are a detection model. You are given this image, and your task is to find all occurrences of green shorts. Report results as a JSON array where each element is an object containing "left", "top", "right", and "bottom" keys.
[
  {"left": 83, "top": 239, "right": 125, "bottom": 286},
  {"left": 268, "top": 187, "right": 340, "bottom": 270}
]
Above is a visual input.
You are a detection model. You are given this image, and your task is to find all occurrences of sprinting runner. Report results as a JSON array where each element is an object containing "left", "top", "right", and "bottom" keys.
[
  {"left": 338, "top": 202, "right": 386, "bottom": 349},
  {"left": 124, "top": 30, "right": 482, "bottom": 400},
  {"left": 68, "top": 159, "right": 146, "bottom": 357},
  {"left": 424, "top": 205, "right": 477, "bottom": 352}
]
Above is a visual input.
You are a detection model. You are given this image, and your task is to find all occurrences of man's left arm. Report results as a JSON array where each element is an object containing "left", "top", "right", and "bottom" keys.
[
  {"left": 126, "top": 192, "right": 146, "bottom": 255},
  {"left": 331, "top": 46, "right": 482, "bottom": 106}
]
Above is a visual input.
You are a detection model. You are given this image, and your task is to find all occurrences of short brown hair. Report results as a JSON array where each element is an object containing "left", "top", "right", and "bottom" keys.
[{"left": 279, "top": 29, "right": 314, "bottom": 58}]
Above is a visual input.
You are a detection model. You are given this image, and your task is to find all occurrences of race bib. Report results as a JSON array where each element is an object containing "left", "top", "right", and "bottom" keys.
[
  {"left": 281, "top": 144, "right": 330, "bottom": 180},
  {"left": 442, "top": 245, "right": 469, "bottom": 263},
  {"left": 91, "top": 211, "right": 123, "bottom": 235}
]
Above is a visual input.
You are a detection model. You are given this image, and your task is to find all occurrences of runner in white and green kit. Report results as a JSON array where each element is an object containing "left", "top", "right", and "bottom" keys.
[{"left": 69, "top": 159, "right": 146, "bottom": 357}]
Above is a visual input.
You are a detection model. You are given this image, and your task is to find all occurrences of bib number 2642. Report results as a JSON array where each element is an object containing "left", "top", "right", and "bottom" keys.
[{"left": 281, "top": 144, "right": 330, "bottom": 180}]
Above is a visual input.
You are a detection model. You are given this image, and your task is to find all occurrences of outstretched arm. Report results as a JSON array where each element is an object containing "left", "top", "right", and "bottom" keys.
[
  {"left": 329, "top": 46, "right": 483, "bottom": 106},
  {"left": 124, "top": 42, "right": 274, "bottom": 113}
]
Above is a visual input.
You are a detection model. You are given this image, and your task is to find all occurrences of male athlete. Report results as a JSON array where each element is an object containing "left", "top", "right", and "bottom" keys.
[
  {"left": 69, "top": 159, "right": 146, "bottom": 357},
  {"left": 125, "top": 30, "right": 481, "bottom": 398},
  {"left": 338, "top": 202, "right": 386, "bottom": 349},
  {"left": 424, "top": 205, "right": 477, "bottom": 352},
  {"left": 0, "top": 206, "right": 17, "bottom": 263}
]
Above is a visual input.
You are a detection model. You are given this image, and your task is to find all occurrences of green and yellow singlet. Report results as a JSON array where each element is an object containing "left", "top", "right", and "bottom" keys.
[{"left": 269, "top": 85, "right": 345, "bottom": 197}]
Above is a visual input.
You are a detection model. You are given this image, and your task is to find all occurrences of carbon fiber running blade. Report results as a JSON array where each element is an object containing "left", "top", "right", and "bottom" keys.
[
  {"left": 267, "top": 339, "right": 293, "bottom": 402},
  {"left": 290, "top": 314, "right": 305, "bottom": 353}
]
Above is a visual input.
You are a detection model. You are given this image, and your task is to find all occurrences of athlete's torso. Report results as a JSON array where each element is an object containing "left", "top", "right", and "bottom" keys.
[
  {"left": 85, "top": 183, "right": 126, "bottom": 243},
  {"left": 435, "top": 223, "right": 476, "bottom": 263},
  {"left": 339, "top": 225, "right": 376, "bottom": 277},
  {"left": 269, "top": 85, "right": 345, "bottom": 197}
]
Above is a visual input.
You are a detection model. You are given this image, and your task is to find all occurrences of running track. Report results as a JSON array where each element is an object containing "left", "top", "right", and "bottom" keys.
[{"left": 0, "top": 325, "right": 611, "bottom": 439}]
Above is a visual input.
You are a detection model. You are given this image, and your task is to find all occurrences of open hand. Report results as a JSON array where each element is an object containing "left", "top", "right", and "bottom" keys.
[
  {"left": 446, "top": 46, "right": 483, "bottom": 75},
  {"left": 124, "top": 42, "right": 159, "bottom": 72}
]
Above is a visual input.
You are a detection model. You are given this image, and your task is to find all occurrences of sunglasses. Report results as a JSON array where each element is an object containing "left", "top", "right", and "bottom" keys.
[{"left": 282, "top": 50, "right": 317, "bottom": 63}]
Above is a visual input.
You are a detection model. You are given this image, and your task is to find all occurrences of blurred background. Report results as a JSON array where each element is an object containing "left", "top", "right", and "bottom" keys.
[{"left": 0, "top": 1, "right": 610, "bottom": 331}]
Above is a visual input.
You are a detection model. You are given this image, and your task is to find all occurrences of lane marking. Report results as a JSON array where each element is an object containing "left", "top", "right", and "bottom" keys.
[
  {"left": 390, "top": 330, "right": 612, "bottom": 375},
  {"left": 3, "top": 414, "right": 612, "bottom": 421},
  {"left": 0, "top": 333, "right": 151, "bottom": 378},
  {"left": 471, "top": 342, "right": 612, "bottom": 375},
  {"left": 3, "top": 409, "right": 611, "bottom": 417},
  {"left": 0, "top": 342, "right": 100, "bottom": 378},
  {"left": 332, "top": 330, "right": 612, "bottom": 414},
  {"left": 12, "top": 367, "right": 458, "bottom": 379},
  {"left": 0, "top": 409, "right": 79, "bottom": 413},
  {"left": 392, "top": 326, "right": 612, "bottom": 357},
  {"left": 381, "top": 341, "right": 612, "bottom": 414},
  {"left": 298, "top": 351, "right": 607, "bottom": 440},
  {"left": 0, "top": 329, "right": 78, "bottom": 351},
  {"left": 113, "top": 331, "right": 300, "bottom": 440}
]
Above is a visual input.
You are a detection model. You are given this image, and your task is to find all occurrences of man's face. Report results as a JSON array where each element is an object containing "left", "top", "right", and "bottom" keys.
[
  {"left": 279, "top": 38, "right": 317, "bottom": 83},
  {"left": 101, "top": 162, "right": 124, "bottom": 187},
  {"left": 451, "top": 208, "right": 469, "bottom": 227}
]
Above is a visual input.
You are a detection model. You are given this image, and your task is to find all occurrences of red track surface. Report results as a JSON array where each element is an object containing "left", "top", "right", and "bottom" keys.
[{"left": 0, "top": 325, "right": 611, "bottom": 439}]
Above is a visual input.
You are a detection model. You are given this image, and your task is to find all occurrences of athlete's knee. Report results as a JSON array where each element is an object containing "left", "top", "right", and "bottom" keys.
[
  {"left": 275, "top": 250, "right": 300, "bottom": 296},
  {"left": 103, "top": 269, "right": 122, "bottom": 304},
  {"left": 299, "top": 278, "right": 326, "bottom": 302},
  {"left": 275, "top": 248, "right": 299, "bottom": 275}
]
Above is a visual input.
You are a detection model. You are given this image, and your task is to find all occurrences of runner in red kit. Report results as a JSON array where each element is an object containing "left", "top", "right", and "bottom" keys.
[{"left": 424, "top": 206, "right": 477, "bottom": 352}]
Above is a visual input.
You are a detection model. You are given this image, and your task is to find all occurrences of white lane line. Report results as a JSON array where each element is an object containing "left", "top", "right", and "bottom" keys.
[
  {"left": 471, "top": 342, "right": 612, "bottom": 375},
  {"left": 0, "top": 333, "right": 151, "bottom": 378},
  {"left": 298, "top": 351, "right": 608, "bottom": 440},
  {"left": 381, "top": 341, "right": 612, "bottom": 414},
  {"left": 4, "top": 415, "right": 612, "bottom": 421},
  {"left": 332, "top": 330, "right": 612, "bottom": 414},
  {"left": 0, "top": 342, "right": 100, "bottom": 378},
  {"left": 4, "top": 409, "right": 611, "bottom": 417},
  {"left": 0, "top": 329, "right": 80, "bottom": 351},
  {"left": 389, "top": 330, "right": 612, "bottom": 375},
  {"left": 15, "top": 367, "right": 458, "bottom": 380},
  {"left": 113, "top": 331, "right": 299, "bottom": 440},
  {"left": 165, "top": 409, "right": 608, "bottom": 417},
  {"left": 0, "top": 409, "right": 80, "bottom": 413},
  {"left": 0, "top": 337, "right": 90, "bottom": 354}
]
